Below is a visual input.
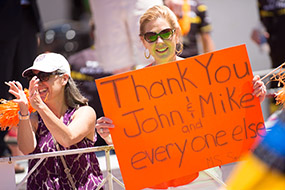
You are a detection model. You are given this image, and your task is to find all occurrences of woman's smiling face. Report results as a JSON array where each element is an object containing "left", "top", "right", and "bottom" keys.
[
  {"left": 141, "top": 17, "right": 178, "bottom": 65},
  {"left": 31, "top": 70, "right": 65, "bottom": 102}
]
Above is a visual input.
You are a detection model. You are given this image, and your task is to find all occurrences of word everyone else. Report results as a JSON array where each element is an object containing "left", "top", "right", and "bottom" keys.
[{"left": 130, "top": 117, "right": 265, "bottom": 171}]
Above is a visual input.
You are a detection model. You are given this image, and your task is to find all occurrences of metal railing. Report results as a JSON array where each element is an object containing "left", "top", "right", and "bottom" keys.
[{"left": 0, "top": 145, "right": 125, "bottom": 190}]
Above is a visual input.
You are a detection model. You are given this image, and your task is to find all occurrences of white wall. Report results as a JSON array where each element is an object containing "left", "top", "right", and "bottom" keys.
[{"left": 202, "top": 0, "right": 271, "bottom": 72}]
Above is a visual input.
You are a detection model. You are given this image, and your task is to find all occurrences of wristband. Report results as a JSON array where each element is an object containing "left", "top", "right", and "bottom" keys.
[{"left": 18, "top": 111, "right": 30, "bottom": 120}]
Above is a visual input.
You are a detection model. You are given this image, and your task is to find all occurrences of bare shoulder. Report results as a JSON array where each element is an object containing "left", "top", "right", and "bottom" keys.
[{"left": 73, "top": 105, "right": 96, "bottom": 119}]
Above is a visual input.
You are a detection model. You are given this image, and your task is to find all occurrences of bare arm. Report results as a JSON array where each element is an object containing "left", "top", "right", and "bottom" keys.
[
  {"left": 201, "top": 32, "right": 215, "bottom": 53},
  {"left": 26, "top": 76, "right": 96, "bottom": 147},
  {"left": 37, "top": 105, "right": 96, "bottom": 147},
  {"left": 7, "top": 81, "right": 37, "bottom": 155},
  {"left": 17, "top": 113, "right": 38, "bottom": 155},
  {"left": 16, "top": 76, "right": 96, "bottom": 149}
]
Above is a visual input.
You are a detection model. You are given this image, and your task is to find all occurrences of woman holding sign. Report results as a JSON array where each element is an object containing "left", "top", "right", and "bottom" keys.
[{"left": 96, "top": 5, "right": 267, "bottom": 190}]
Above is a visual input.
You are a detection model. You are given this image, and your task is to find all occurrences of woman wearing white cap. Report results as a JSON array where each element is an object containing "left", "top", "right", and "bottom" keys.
[{"left": 6, "top": 52, "right": 103, "bottom": 189}]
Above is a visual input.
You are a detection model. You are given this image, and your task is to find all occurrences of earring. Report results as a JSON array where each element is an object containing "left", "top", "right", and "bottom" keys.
[
  {"left": 144, "top": 49, "right": 150, "bottom": 59},
  {"left": 176, "top": 42, "right": 183, "bottom": 55}
]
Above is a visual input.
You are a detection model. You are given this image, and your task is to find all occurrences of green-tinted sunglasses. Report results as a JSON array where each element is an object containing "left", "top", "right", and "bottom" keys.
[{"left": 143, "top": 28, "right": 175, "bottom": 43}]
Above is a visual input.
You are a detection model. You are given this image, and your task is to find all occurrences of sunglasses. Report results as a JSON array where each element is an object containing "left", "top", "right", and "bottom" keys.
[
  {"left": 143, "top": 28, "right": 175, "bottom": 43},
  {"left": 26, "top": 71, "right": 63, "bottom": 82}
]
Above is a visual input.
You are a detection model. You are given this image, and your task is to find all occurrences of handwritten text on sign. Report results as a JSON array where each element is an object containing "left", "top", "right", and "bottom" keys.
[{"left": 96, "top": 45, "right": 265, "bottom": 190}]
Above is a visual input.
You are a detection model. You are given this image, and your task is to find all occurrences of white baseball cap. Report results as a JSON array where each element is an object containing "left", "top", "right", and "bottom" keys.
[{"left": 22, "top": 52, "right": 71, "bottom": 77}]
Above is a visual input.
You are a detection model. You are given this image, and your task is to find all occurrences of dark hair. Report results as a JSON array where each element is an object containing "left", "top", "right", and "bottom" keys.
[{"left": 64, "top": 77, "right": 88, "bottom": 108}]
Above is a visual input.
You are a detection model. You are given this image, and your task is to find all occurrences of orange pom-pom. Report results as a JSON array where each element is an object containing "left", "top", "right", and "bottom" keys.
[
  {"left": 0, "top": 89, "right": 36, "bottom": 131},
  {"left": 270, "top": 66, "right": 285, "bottom": 107},
  {"left": 275, "top": 87, "right": 285, "bottom": 107}
]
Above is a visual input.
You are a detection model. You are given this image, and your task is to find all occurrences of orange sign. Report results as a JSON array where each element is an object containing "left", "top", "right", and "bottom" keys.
[{"left": 95, "top": 45, "right": 265, "bottom": 190}]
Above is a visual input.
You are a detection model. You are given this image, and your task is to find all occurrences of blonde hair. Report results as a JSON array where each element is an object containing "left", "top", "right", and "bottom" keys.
[{"left": 139, "top": 5, "right": 182, "bottom": 39}]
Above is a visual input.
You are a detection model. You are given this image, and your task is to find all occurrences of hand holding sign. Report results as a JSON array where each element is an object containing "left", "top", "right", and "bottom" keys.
[
  {"left": 252, "top": 75, "right": 266, "bottom": 102},
  {"left": 95, "top": 116, "right": 114, "bottom": 145},
  {"left": 96, "top": 45, "right": 266, "bottom": 190}
]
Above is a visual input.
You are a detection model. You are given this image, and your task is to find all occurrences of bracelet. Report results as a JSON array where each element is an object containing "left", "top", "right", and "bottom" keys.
[{"left": 18, "top": 111, "right": 30, "bottom": 120}]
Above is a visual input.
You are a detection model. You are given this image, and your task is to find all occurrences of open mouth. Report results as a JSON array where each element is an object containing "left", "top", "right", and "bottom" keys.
[
  {"left": 156, "top": 47, "right": 168, "bottom": 53},
  {"left": 39, "top": 88, "right": 48, "bottom": 95},
  {"left": 38, "top": 88, "right": 49, "bottom": 101}
]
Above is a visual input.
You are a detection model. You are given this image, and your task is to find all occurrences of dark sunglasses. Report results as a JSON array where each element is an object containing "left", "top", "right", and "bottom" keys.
[
  {"left": 142, "top": 28, "right": 175, "bottom": 43},
  {"left": 26, "top": 71, "right": 63, "bottom": 82}
]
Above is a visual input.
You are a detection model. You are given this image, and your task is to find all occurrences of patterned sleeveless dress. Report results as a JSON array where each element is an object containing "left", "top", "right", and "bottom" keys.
[{"left": 27, "top": 108, "right": 103, "bottom": 189}]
